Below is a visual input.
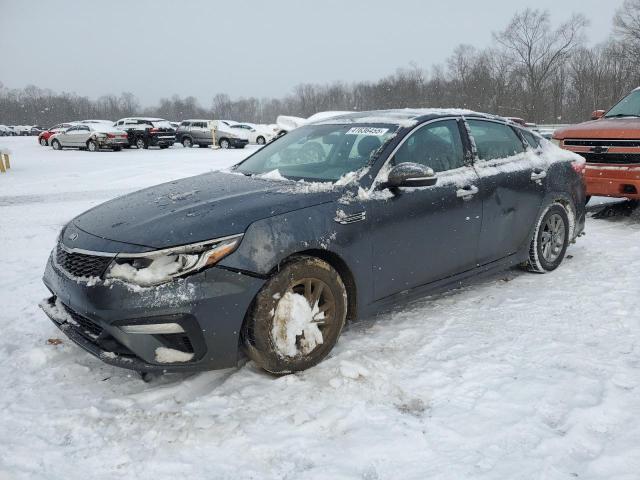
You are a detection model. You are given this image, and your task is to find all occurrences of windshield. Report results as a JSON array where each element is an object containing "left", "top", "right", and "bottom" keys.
[
  {"left": 605, "top": 90, "right": 640, "bottom": 118},
  {"left": 235, "top": 124, "right": 398, "bottom": 181}
]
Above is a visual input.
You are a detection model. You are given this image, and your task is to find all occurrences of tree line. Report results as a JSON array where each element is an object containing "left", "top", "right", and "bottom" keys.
[{"left": 2, "top": 2, "right": 640, "bottom": 127}]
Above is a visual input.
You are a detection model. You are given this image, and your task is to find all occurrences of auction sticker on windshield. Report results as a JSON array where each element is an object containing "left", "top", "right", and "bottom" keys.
[{"left": 345, "top": 127, "right": 389, "bottom": 136}]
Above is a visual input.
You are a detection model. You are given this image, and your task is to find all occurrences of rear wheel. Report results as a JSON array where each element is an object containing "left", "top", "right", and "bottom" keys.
[
  {"left": 219, "top": 138, "right": 230, "bottom": 149},
  {"left": 87, "top": 140, "right": 98, "bottom": 152},
  {"left": 135, "top": 137, "right": 147, "bottom": 149},
  {"left": 525, "top": 203, "right": 570, "bottom": 273},
  {"left": 242, "top": 256, "right": 348, "bottom": 374},
  {"left": 51, "top": 139, "right": 62, "bottom": 150},
  {"left": 182, "top": 137, "right": 193, "bottom": 148}
]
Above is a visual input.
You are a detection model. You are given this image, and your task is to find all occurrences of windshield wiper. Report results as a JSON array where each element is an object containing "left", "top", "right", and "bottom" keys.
[{"left": 605, "top": 113, "right": 640, "bottom": 118}]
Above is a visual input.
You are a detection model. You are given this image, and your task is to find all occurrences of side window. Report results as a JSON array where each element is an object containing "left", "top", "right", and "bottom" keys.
[
  {"left": 467, "top": 120, "right": 525, "bottom": 161},
  {"left": 180, "top": 121, "right": 190, "bottom": 127},
  {"left": 394, "top": 119, "right": 465, "bottom": 173},
  {"left": 521, "top": 129, "right": 541, "bottom": 149}
]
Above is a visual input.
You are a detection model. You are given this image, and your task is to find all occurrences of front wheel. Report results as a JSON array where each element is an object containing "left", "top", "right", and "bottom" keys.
[
  {"left": 525, "top": 203, "right": 570, "bottom": 273},
  {"left": 182, "top": 137, "right": 193, "bottom": 148},
  {"left": 242, "top": 256, "right": 348, "bottom": 374},
  {"left": 39, "top": 137, "right": 48, "bottom": 146},
  {"left": 256, "top": 136, "right": 266, "bottom": 145},
  {"left": 51, "top": 139, "right": 62, "bottom": 150},
  {"left": 219, "top": 138, "right": 230, "bottom": 149}
]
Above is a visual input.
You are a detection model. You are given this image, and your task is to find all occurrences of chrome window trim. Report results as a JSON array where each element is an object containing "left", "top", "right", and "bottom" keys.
[
  {"left": 369, "top": 116, "right": 466, "bottom": 192},
  {"left": 59, "top": 233, "right": 244, "bottom": 258}
]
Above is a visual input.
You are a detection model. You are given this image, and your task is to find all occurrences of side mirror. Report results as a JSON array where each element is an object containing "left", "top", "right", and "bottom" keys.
[
  {"left": 591, "top": 110, "right": 605, "bottom": 120},
  {"left": 383, "top": 162, "right": 437, "bottom": 189}
]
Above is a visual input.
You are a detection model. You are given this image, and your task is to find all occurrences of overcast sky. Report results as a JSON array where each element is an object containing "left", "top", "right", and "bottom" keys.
[{"left": 0, "top": 0, "right": 625, "bottom": 107}]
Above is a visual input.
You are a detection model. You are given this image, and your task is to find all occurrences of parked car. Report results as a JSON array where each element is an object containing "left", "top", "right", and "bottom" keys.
[
  {"left": 13, "top": 125, "right": 33, "bottom": 136},
  {"left": 553, "top": 87, "right": 640, "bottom": 202},
  {"left": 113, "top": 117, "right": 176, "bottom": 149},
  {"left": 40, "top": 109, "right": 586, "bottom": 375},
  {"left": 0, "top": 125, "right": 11, "bottom": 136},
  {"left": 49, "top": 123, "right": 129, "bottom": 151},
  {"left": 38, "top": 123, "right": 77, "bottom": 146},
  {"left": 230, "top": 123, "right": 275, "bottom": 145},
  {"left": 175, "top": 119, "right": 249, "bottom": 149}
]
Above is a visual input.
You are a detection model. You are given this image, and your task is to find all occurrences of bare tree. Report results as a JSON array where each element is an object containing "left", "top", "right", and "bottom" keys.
[
  {"left": 614, "top": 0, "right": 640, "bottom": 58},
  {"left": 494, "top": 9, "right": 588, "bottom": 121}
]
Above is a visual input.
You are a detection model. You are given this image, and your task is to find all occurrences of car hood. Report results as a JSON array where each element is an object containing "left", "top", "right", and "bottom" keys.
[
  {"left": 71, "top": 172, "right": 337, "bottom": 250},
  {"left": 554, "top": 117, "right": 640, "bottom": 140}
]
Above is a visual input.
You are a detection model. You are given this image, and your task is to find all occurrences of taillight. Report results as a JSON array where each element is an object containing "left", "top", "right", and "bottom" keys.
[
  {"left": 149, "top": 128, "right": 159, "bottom": 133},
  {"left": 571, "top": 161, "right": 586, "bottom": 175},
  {"left": 106, "top": 133, "right": 116, "bottom": 138}
]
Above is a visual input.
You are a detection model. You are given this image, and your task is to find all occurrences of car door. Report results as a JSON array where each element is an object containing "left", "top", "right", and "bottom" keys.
[
  {"left": 59, "top": 126, "right": 80, "bottom": 146},
  {"left": 465, "top": 118, "right": 547, "bottom": 265},
  {"left": 369, "top": 118, "right": 483, "bottom": 300},
  {"left": 76, "top": 125, "right": 92, "bottom": 146}
]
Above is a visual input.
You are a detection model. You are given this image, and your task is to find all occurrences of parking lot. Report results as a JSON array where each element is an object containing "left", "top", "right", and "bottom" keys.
[{"left": 0, "top": 137, "right": 638, "bottom": 479}]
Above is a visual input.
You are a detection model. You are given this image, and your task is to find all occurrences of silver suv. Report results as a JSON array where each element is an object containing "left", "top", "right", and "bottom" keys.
[{"left": 175, "top": 120, "right": 249, "bottom": 149}]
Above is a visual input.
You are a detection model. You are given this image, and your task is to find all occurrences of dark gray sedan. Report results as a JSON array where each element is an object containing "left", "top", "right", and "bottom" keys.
[{"left": 40, "top": 110, "right": 587, "bottom": 375}]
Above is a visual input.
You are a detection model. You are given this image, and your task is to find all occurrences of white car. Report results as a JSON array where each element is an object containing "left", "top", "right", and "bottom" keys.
[
  {"left": 0, "top": 125, "right": 11, "bottom": 136},
  {"left": 49, "top": 124, "right": 129, "bottom": 151},
  {"left": 13, "top": 125, "right": 33, "bottom": 136},
  {"left": 229, "top": 123, "right": 276, "bottom": 145}
]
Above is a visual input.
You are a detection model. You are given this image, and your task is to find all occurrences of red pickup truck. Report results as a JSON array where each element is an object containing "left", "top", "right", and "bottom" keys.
[{"left": 553, "top": 88, "right": 640, "bottom": 201}]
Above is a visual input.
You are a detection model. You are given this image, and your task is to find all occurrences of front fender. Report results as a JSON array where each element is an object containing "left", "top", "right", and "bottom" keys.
[{"left": 219, "top": 200, "right": 373, "bottom": 312}]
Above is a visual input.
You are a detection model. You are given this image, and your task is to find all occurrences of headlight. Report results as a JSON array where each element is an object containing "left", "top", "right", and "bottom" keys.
[
  {"left": 105, "top": 234, "right": 242, "bottom": 286},
  {"left": 551, "top": 138, "right": 562, "bottom": 147}
]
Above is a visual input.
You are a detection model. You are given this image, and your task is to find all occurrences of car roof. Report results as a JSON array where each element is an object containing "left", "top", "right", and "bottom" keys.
[
  {"left": 309, "top": 108, "right": 508, "bottom": 127},
  {"left": 120, "top": 117, "right": 166, "bottom": 121},
  {"left": 182, "top": 119, "right": 213, "bottom": 122}
]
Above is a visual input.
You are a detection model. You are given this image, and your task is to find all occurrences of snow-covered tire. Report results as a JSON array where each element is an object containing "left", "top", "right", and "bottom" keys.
[
  {"left": 242, "top": 256, "right": 348, "bottom": 374},
  {"left": 219, "top": 138, "right": 230, "bottom": 149},
  {"left": 87, "top": 140, "right": 98, "bottom": 152},
  {"left": 39, "top": 137, "right": 47, "bottom": 146},
  {"left": 525, "top": 203, "right": 570, "bottom": 273},
  {"left": 51, "top": 139, "right": 62, "bottom": 150},
  {"left": 182, "top": 137, "right": 193, "bottom": 148},
  {"left": 256, "top": 136, "right": 266, "bottom": 145}
]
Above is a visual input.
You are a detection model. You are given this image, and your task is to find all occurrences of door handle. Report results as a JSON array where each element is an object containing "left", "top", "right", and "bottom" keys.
[
  {"left": 531, "top": 170, "right": 547, "bottom": 181},
  {"left": 456, "top": 185, "right": 479, "bottom": 199}
]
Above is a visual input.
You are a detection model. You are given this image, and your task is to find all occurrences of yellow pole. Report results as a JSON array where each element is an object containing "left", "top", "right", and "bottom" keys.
[
  {"left": 0, "top": 154, "right": 5, "bottom": 173},
  {"left": 3, "top": 153, "right": 10, "bottom": 169}
]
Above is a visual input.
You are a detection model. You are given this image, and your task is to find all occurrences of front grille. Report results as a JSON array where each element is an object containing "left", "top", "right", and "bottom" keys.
[
  {"left": 582, "top": 153, "right": 640, "bottom": 165},
  {"left": 565, "top": 139, "right": 640, "bottom": 148},
  {"left": 62, "top": 303, "right": 104, "bottom": 339},
  {"left": 55, "top": 245, "right": 113, "bottom": 278}
]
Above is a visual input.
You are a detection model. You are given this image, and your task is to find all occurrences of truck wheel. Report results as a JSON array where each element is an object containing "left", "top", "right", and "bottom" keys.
[
  {"left": 182, "top": 137, "right": 193, "bottom": 148},
  {"left": 525, "top": 203, "right": 570, "bottom": 273},
  {"left": 135, "top": 137, "right": 148, "bottom": 149},
  {"left": 242, "top": 256, "right": 348, "bottom": 374},
  {"left": 51, "top": 139, "right": 62, "bottom": 150},
  {"left": 257, "top": 136, "right": 266, "bottom": 145},
  {"left": 219, "top": 138, "right": 230, "bottom": 149}
]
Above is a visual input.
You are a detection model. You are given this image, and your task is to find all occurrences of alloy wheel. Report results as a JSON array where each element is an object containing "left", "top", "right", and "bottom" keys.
[{"left": 540, "top": 213, "right": 566, "bottom": 263}]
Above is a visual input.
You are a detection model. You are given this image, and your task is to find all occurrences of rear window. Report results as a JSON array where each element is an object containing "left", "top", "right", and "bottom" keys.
[{"left": 467, "top": 120, "right": 525, "bottom": 161}]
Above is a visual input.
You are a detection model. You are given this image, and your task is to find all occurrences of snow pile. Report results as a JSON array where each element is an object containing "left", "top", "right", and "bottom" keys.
[
  {"left": 155, "top": 347, "right": 194, "bottom": 363},
  {"left": 271, "top": 292, "right": 324, "bottom": 357},
  {"left": 38, "top": 297, "right": 77, "bottom": 326}
]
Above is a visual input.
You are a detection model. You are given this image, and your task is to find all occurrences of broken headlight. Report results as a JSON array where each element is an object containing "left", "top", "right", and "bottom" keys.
[{"left": 105, "top": 234, "right": 243, "bottom": 287}]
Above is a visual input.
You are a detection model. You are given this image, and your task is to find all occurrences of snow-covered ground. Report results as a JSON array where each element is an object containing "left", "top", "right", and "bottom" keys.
[{"left": 0, "top": 137, "right": 639, "bottom": 480}]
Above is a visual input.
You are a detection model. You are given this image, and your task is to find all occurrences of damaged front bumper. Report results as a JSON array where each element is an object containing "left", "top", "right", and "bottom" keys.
[{"left": 41, "top": 254, "right": 265, "bottom": 372}]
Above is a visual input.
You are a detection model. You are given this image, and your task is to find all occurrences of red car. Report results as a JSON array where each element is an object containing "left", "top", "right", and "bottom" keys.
[{"left": 38, "top": 123, "right": 76, "bottom": 146}]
